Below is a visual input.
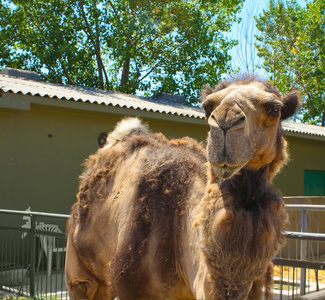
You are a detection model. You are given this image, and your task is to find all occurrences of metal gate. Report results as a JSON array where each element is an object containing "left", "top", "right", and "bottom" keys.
[{"left": 0, "top": 209, "right": 69, "bottom": 299}]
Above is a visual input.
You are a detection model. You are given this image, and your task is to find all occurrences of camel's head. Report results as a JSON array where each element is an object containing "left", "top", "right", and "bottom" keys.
[{"left": 202, "top": 78, "right": 299, "bottom": 181}]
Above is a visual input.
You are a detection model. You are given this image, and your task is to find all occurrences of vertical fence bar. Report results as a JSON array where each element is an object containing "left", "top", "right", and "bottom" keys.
[
  {"left": 300, "top": 209, "right": 308, "bottom": 295},
  {"left": 293, "top": 267, "right": 296, "bottom": 298},
  {"left": 29, "top": 215, "right": 36, "bottom": 298},
  {"left": 296, "top": 210, "right": 299, "bottom": 260},
  {"left": 280, "top": 266, "right": 283, "bottom": 300}
]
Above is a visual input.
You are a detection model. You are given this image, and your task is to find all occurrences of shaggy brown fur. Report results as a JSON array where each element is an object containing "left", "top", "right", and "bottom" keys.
[{"left": 65, "top": 77, "right": 299, "bottom": 299}]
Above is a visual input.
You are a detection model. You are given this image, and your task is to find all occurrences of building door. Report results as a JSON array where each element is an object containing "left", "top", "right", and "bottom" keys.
[{"left": 304, "top": 170, "right": 325, "bottom": 196}]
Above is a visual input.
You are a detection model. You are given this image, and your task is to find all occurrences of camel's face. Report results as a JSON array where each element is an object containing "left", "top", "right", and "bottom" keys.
[{"left": 202, "top": 81, "right": 298, "bottom": 179}]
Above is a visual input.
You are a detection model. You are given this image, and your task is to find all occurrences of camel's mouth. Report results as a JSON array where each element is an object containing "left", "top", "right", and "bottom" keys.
[{"left": 210, "top": 162, "right": 242, "bottom": 179}]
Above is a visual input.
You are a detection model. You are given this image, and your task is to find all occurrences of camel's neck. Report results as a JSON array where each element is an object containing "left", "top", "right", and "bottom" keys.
[
  {"left": 220, "top": 166, "right": 276, "bottom": 211},
  {"left": 198, "top": 166, "right": 287, "bottom": 299}
]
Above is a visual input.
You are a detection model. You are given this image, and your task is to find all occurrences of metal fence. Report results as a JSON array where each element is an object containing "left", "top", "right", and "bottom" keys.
[
  {"left": 0, "top": 209, "right": 69, "bottom": 299},
  {"left": 1, "top": 198, "right": 325, "bottom": 300},
  {"left": 274, "top": 197, "right": 325, "bottom": 300}
]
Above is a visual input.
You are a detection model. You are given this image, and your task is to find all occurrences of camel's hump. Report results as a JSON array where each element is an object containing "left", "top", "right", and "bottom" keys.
[{"left": 104, "top": 117, "right": 150, "bottom": 148}]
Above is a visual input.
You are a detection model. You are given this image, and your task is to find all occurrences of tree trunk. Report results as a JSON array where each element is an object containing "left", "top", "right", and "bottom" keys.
[
  {"left": 61, "top": 62, "right": 74, "bottom": 85},
  {"left": 96, "top": 51, "right": 104, "bottom": 89},
  {"left": 52, "top": 43, "right": 74, "bottom": 85},
  {"left": 79, "top": 0, "right": 109, "bottom": 89},
  {"left": 121, "top": 58, "right": 130, "bottom": 88}
]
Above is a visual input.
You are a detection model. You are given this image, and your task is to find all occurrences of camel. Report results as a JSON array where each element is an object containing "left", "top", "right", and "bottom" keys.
[{"left": 65, "top": 76, "right": 299, "bottom": 299}]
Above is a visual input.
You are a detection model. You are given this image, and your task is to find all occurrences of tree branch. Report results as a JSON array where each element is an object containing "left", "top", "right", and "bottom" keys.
[
  {"left": 50, "top": 34, "right": 74, "bottom": 85},
  {"left": 60, "top": 60, "right": 75, "bottom": 85},
  {"left": 79, "top": 0, "right": 109, "bottom": 89},
  {"left": 139, "top": 40, "right": 187, "bottom": 82},
  {"left": 107, "top": 0, "right": 123, "bottom": 29}
]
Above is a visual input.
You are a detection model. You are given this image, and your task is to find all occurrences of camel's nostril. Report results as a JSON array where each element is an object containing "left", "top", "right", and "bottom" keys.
[
  {"left": 232, "top": 116, "right": 246, "bottom": 128},
  {"left": 214, "top": 115, "right": 246, "bottom": 133}
]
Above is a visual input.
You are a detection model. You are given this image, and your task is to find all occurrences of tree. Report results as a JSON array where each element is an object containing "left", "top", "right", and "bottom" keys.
[
  {"left": 255, "top": 0, "right": 325, "bottom": 126},
  {"left": 0, "top": 0, "right": 105, "bottom": 88},
  {"left": 0, "top": 0, "right": 244, "bottom": 103}
]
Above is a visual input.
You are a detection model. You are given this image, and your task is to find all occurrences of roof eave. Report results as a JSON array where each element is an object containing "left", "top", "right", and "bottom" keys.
[
  {"left": 283, "top": 130, "right": 325, "bottom": 141},
  {"left": 1, "top": 91, "right": 207, "bottom": 125}
]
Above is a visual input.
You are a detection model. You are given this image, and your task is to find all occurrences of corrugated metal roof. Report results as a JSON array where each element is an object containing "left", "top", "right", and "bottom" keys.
[
  {"left": 0, "top": 74, "right": 203, "bottom": 119},
  {"left": 282, "top": 121, "right": 325, "bottom": 138},
  {"left": 1, "top": 74, "right": 325, "bottom": 139}
]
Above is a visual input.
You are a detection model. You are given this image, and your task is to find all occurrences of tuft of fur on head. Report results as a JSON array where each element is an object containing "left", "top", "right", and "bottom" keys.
[
  {"left": 213, "top": 74, "right": 281, "bottom": 98},
  {"left": 104, "top": 117, "right": 149, "bottom": 148}
]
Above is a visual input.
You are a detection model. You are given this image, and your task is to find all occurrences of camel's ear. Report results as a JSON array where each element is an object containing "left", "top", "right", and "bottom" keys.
[
  {"left": 201, "top": 85, "right": 214, "bottom": 118},
  {"left": 202, "top": 85, "right": 214, "bottom": 100},
  {"left": 281, "top": 90, "right": 300, "bottom": 120}
]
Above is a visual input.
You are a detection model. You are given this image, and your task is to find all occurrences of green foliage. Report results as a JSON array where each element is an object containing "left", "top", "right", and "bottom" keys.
[
  {"left": 255, "top": 0, "right": 325, "bottom": 126},
  {"left": 0, "top": 0, "right": 244, "bottom": 104}
]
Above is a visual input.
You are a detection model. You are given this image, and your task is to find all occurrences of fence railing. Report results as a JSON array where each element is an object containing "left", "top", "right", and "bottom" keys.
[
  {"left": 274, "top": 197, "right": 325, "bottom": 299},
  {"left": 0, "top": 209, "right": 69, "bottom": 299},
  {"left": 1, "top": 197, "right": 325, "bottom": 299}
]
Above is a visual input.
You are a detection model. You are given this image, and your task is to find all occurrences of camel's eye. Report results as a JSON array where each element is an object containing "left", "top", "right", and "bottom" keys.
[
  {"left": 202, "top": 99, "right": 217, "bottom": 119},
  {"left": 264, "top": 102, "right": 282, "bottom": 117},
  {"left": 203, "top": 104, "right": 213, "bottom": 119},
  {"left": 270, "top": 106, "right": 280, "bottom": 116}
]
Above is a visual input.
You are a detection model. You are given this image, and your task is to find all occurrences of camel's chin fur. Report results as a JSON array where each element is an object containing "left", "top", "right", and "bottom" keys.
[{"left": 209, "top": 163, "right": 243, "bottom": 180}]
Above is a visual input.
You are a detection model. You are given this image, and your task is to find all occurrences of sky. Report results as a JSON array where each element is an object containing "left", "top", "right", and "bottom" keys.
[{"left": 228, "top": 0, "right": 307, "bottom": 77}]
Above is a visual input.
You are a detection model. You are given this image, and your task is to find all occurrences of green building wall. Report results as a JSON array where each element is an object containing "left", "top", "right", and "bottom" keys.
[
  {"left": 0, "top": 94, "right": 209, "bottom": 214},
  {"left": 0, "top": 93, "right": 324, "bottom": 215},
  {"left": 274, "top": 135, "right": 325, "bottom": 196}
]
